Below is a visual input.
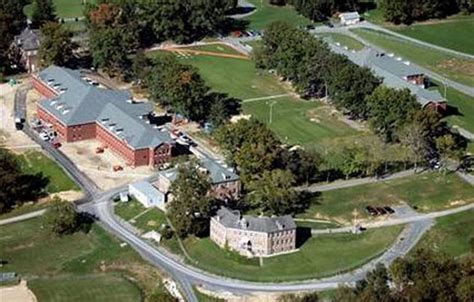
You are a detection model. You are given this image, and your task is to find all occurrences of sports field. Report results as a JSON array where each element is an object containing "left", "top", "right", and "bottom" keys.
[
  {"left": 413, "top": 209, "right": 474, "bottom": 257},
  {"left": 148, "top": 47, "right": 361, "bottom": 147},
  {"left": 0, "top": 218, "right": 167, "bottom": 302},
  {"left": 24, "top": 0, "right": 94, "bottom": 19},
  {"left": 350, "top": 28, "right": 474, "bottom": 87},
  {"left": 243, "top": 0, "right": 312, "bottom": 30},
  {"left": 393, "top": 16, "right": 474, "bottom": 55},
  {"left": 299, "top": 172, "right": 474, "bottom": 224},
  {"left": 184, "top": 225, "right": 403, "bottom": 282},
  {"left": 17, "top": 150, "right": 79, "bottom": 193}
]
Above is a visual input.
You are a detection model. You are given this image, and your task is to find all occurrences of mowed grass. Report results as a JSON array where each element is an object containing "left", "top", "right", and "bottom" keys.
[
  {"left": 392, "top": 16, "right": 474, "bottom": 55},
  {"left": 413, "top": 209, "right": 474, "bottom": 257},
  {"left": 0, "top": 218, "right": 148, "bottom": 301},
  {"left": 350, "top": 28, "right": 474, "bottom": 87},
  {"left": 17, "top": 151, "right": 79, "bottom": 193},
  {"left": 242, "top": 97, "right": 358, "bottom": 146},
  {"left": 29, "top": 275, "right": 143, "bottom": 302},
  {"left": 184, "top": 225, "right": 403, "bottom": 282},
  {"left": 319, "top": 33, "right": 365, "bottom": 51},
  {"left": 300, "top": 172, "right": 474, "bottom": 223},
  {"left": 24, "top": 0, "right": 95, "bottom": 18},
  {"left": 433, "top": 83, "right": 474, "bottom": 133},
  {"left": 182, "top": 44, "right": 243, "bottom": 55},
  {"left": 244, "top": 0, "right": 313, "bottom": 30}
]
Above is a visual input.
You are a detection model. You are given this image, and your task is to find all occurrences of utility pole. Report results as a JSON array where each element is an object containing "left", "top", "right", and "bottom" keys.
[{"left": 444, "top": 81, "right": 447, "bottom": 99}]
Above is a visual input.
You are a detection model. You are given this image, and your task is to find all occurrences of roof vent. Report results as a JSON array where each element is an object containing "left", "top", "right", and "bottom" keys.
[
  {"left": 276, "top": 221, "right": 284, "bottom": 230},
  {"left": 396, "top": 57, "right": 402, "bottom": 61},
  {"left": 126, "top": 99, "right": 134, "bottom": 104},
  {"left": 403, "top": 61, "right": 410, "bottom": 65},
  {"left": 387, "top": 53, "right": 394, "bottom": 57},
  {"left": 62, "top": 109, "right": 70, "bottom": 115},
  {"left": 240, "top": 218, "right": 248, "bottom": 229},
  {"left": 50, "top": 100, "right": 58, "bottom": 105}
]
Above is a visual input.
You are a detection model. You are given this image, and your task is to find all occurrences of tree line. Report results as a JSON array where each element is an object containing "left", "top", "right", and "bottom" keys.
[
  {"left": 379, "top": 0, "right": 473, "bottom": 25},
  {"left": 85, "top": 0, "right": 239, "bottom": 75},
  {"left": 254, "top": 21, "right": 467, "bottom": 170}
]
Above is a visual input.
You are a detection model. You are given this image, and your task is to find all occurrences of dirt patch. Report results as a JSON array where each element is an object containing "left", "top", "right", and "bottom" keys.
[
  {"left": 104, "top": 262, "right": 165, "bottom": 294},
  {"left": 448, "top": 200, "right": 466, "bottom": 207},
  {"left": 0, "top": 280, "right": 37, "bottom": 302},
  {"left": 51, "top": 190, "right": 85, "bottom": 202},
  {"left": 8, "top": 242, "right": 35, "bottom": 252},
  {"left": 438, "top": 58, "right": 474, "bottom": 76}
]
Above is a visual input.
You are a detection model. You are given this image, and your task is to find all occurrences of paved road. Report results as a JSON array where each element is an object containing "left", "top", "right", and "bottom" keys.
[{"left": 0, "top": 209, "right": 46, "bottom": 226}]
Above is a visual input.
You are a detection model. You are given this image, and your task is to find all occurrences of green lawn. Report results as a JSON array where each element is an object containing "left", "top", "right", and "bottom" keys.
[
  {"left": 318, "top": 33, "right": 365, "bottom": 51},
  {"left": 29, "top": 275, "right": 143, "bottom": 302},
  {"left": 24, "top": 0, "right": 94, "bottom": 18},
  {"left": 413, "top": 210, "right": 474, "bottom": 257},
  {"left": 350, "top": 28, "right": 474, "bottom": 87},
  {"left": 243, "top": 0, "right": 313, "bottom": 30},
  {"left": 300, "top": 172, "right": 474, "bottom": 224},
  {"left": 0, "top": 218, "right": 161, "bottom": 301},
  {"left": 17, "top": 151, "right": 79, "bottom": 193},
  {"left": 433, "top": 82, "right": 474, "bottom": 133},
  {"left": 184, "top": 225, "right": 403, "bottom": 282},
  {"left": 392, "top": 16, "right": 474, "bottom": 55},
  {"left": 183, "top": 44, "right": 243, "bottom": 55},
  {"left": 150, "top": 47, "right": 361, "bottom": 147},
  {"left": 242, "top": 97, "right": 358, "bottom": 146}
]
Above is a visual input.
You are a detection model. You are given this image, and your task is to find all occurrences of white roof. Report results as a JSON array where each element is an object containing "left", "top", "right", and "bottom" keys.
[{"left": 340, "top": 12, "right": 360, "bottom": 20}]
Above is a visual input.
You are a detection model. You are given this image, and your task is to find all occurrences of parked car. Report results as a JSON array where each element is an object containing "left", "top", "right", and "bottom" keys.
[
  {"left": 52, "top": 141, "right": 62, "bottom": 149},
  {"left": 39, "top": 132, "right": 50, "bottom": 141},
  {"left": 384, "top": 206, "right": 395, "bottom": 214}
]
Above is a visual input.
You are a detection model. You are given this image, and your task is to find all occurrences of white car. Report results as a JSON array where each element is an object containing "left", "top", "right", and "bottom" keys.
[{"left": 39, "top": 132, "right": 50, "bottom": 141}]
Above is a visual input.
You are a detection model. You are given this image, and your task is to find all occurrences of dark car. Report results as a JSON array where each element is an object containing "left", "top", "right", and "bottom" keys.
[
  {"left": 384, "top": 206, "right": 395, "bottom": 214},
  {"left": 366, "top": 206, "right": 378, "bottom": 216},
  {"left": 376, "top": 207, "right": 387, "bottom": 215}
]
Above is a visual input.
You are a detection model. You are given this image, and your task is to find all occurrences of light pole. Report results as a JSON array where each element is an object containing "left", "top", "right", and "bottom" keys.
[{"left": 267, "top": 100, "right": 277, "bottom": 124}]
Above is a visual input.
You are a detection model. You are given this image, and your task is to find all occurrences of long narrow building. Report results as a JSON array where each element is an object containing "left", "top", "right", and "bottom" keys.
[{"left": 33, "top": 65, "right": 175, "bottom": 167}]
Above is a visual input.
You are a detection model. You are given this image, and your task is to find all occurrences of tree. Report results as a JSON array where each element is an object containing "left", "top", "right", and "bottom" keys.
[
  {"left": 31, "top": 0, "right": 57, "bottom": 29},
  {"left": 436, "top": 134, "right": 464, "bottom": 169},
  {"left": 207, "top": 92, "right": 241, "bottom": 128},
  {"left": 167, "top": 163, "right": 214, "bottom": 238},
  {"left": 398, "top": 121, "right": 429, "bottom": 172},
  {"left": 0, "top": 0, "right": 27, "bottom": 77},
  {"left": 366, "top": 86, "right": 420, "bottom": 142},
  {"left": 43, "top": 197, "right": 78, "bottom": 235},
  {"left": 0, "top": 147, "right": 48, "bottom": 213},
  {"left": 39, "top": 22, "right": 75, "bottom": 67},
  {"left": 278, "top": 292, "right": 319, "bottom": 302},
  {"left": 246, "top": 169, "right": 299, "bottom": 215},
  {"left": 339, "top": 145, "right": 366, "bottom": 179},
  {"left": 355, "top": 263, "right": 391, "bottom": 302},
  {"left": 283, "top": 149, "right": 321, "bottom": 185}
]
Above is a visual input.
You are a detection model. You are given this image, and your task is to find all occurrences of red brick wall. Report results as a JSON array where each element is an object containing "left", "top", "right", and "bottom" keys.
[
  {"left": 96, "top": 123, "right": 137, "bottom": 166},
  {"left": 37, "top": 106, "right": 68, "bottom": 141},
  {"left": 149, "top": 144, "right": 172, "bottom": 166},
  {"left": 66, "top": 123, "right": 97, "bottom": 142},
  {"left": 32, "top": 76, "right": 58, "bottom": 99}
]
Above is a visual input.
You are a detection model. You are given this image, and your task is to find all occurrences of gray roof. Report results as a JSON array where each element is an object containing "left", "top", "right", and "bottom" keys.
[
  {"left": 14, "top": 28, "right": 41, "bottom": 51},
  {"left": 340, "top": 12, "right": 360, "bottom": 20},
  {"left": 130, "top": 181, "right": 163, "bottom": 197},
  {"left": 158, "top": 157, "right": 239, "bottom": 187},
  {"left": 327, "top": 43, "right": 445, "bottom": 107},
  {"left": 37, "top": 65, "right": 173, "bottom": 150},
  {"left": 214, "top": 207, "right": 296, "bottom": 233}
]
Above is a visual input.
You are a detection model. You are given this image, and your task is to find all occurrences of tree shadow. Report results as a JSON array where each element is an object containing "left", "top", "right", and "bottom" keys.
[
  {"left": 75, "top": 212, "right": 96, "bottom": 234},
  {"left": 293, "top": 191, "right": 322, "bottom": 215}
]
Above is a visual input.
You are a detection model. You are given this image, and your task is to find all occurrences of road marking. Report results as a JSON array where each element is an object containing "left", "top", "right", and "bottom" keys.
[{"left": 242, "top": 94, "right": 293, "bottom": 103}]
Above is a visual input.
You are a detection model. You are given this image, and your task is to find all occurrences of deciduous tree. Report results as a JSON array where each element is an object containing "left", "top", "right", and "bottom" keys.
[
  {"left": 43, "top": 197, "right": 78, "bottom": 235},
  {"left": 31, "top": 0, "right": 57, "bottom": 29},
  {"left": 39, "top": 22, "right": 75, "bottom": 67}
]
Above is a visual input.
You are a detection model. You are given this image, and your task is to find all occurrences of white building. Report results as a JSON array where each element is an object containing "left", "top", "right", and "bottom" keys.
[
  {"left": 340, "top": 12, "right": 360, "bottom": 25},
  {"left": 129, "top": 181, "right": 166, "bottom": 210}
]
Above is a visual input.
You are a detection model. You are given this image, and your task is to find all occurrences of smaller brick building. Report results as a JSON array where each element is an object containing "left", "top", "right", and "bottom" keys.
[
  {"left": 12, "top": 28, "right": 41, "bottom": 73},
  {"left": 154, "top": 157, "right": 241, "bottom": 202},
  {"left": 210, "top": 207, "right": 297, "bottom": 257},
  {"left": 33, "top": 65, "right": 175, "bottom": 167}
]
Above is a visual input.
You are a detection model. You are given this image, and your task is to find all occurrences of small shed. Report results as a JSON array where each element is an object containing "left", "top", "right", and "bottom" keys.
[
  {"left": 340, "top": 12, "right": 360, "bottom": 25},
  {"left": 129, "top": 181, "right": 165, "bottom": 210}
]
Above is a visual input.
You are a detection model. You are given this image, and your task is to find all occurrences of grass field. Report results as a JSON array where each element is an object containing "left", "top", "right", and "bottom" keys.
[
  {"left": 392, "top": 16, "right": 474, "bottom": 55},
  {"left": 318, "top": 33, "right": 365, "bottom": 51},
  {"left": 29, "top": 275, "right": 143, "bottom": 302},
  {"left": 0, "top": 218, "right": 168, "bottom": 301},
  {"left": 299, "top": 172, "right": 474, "bottom": 224},
  {"left": 430, "top": 81, "right": 474, "bottom": 133},
  {"left": 24, "top": 0, "right": 94, "bottom": 18},
  {"left": 182, "top": 44, "right": 243, "bottom": 55},
  {"left": 184, "top": 225, "right": 403, "bottom": 282},
  {"left": 150, "top": 47, "right": 361, "bottom": 147},
  {"left": 350, "top": 28, "right": 474, "bottom": 87},
  {"left": 242, "top": 97, "right": 358, "bottom": 146},
  {"left": 243, "top": 0, "right": 312, "bottom": 30},
  {"left": 413, "top": 210, "right": 474, "bottom": 257},
  {"left": 17, "top": 151, "right": 79, "bottom": 193}
]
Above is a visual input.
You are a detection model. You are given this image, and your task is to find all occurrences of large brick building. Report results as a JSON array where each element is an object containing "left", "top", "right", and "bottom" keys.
[
  {"left": 210, "top": 207, "right": 297, "bottom": 257},
  {"left": 153, "top": 157, "right": 241, "bottom": 202},
  {"left": 33, "top": 65, "right": 175, "bottom": 167}
]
